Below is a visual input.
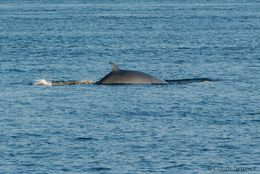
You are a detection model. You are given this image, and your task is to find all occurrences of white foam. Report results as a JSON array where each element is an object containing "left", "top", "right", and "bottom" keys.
[
  {"left": 34, "top": 79, "right": 52, "bottom": 86},
  {"left": 79, "top": 80, "right": 95, "bottom": 84},
  {"left": 33, "top": 79, "right": 95, "bottom": 86}
]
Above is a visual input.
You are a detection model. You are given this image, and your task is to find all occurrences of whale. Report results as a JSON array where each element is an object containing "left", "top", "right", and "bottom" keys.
[
  {"left": 34, "top": 62, "right": 215, "bottom": 86},
  {"left": 96, "top": 62, "right": 168, "bottom": 85}
]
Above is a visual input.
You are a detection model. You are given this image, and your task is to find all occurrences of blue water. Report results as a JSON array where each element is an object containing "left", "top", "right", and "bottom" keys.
[{"left": 1, "top": 0, "right": 260, "bottom": 173}]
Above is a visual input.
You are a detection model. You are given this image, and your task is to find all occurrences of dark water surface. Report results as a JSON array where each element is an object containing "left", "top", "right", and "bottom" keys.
[{"left": 0, "top": 0, "right": 260, "bottom": 173}]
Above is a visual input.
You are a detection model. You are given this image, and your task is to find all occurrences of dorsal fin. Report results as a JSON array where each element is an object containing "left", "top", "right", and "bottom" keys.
[{"left": 109, "top": 62, "right": 120, "bottom": 72}]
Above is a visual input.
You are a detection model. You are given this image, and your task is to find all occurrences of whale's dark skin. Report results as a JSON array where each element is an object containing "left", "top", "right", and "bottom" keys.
[{"left": 96, "top": 62, "right": 168, "bottom": 85}]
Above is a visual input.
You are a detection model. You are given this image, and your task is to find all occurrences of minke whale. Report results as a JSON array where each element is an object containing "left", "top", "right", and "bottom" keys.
[
  {"left": 96, "top": 62, "right": 168, "bottom": 85},
  {"left": 34, "top": 62, "right": 214, "bottom": 86}
]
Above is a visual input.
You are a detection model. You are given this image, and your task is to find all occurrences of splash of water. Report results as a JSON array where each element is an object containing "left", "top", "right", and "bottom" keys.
[
  {"left": 34, "top": 79, "right": 52, "bottom": 86},
  {"left": 34, "top": 79, "right": 95, "bottom": 86}
]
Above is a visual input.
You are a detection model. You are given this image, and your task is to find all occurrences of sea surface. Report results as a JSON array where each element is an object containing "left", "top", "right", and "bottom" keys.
[{"left": 0, "top": 0, "right": 260, "bottom": 173}]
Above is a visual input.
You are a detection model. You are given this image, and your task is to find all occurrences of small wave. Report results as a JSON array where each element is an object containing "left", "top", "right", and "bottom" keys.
[
  {"left": 89, "top": 167, "right": 112, "bottom": 171},
  {"left": 75, "top": 137, "right": 98, "bottom": 141},
  {"left": 34, "top": 79, "right": 95, "bottom": 86},
  {"left": 6, "top": 68, "right": 26, "bottom": 73}
]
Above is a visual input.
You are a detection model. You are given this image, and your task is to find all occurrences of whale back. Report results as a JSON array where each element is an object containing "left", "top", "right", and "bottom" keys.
[{"left": 97, "top": 63, "right": 167, "bottom": 85}]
